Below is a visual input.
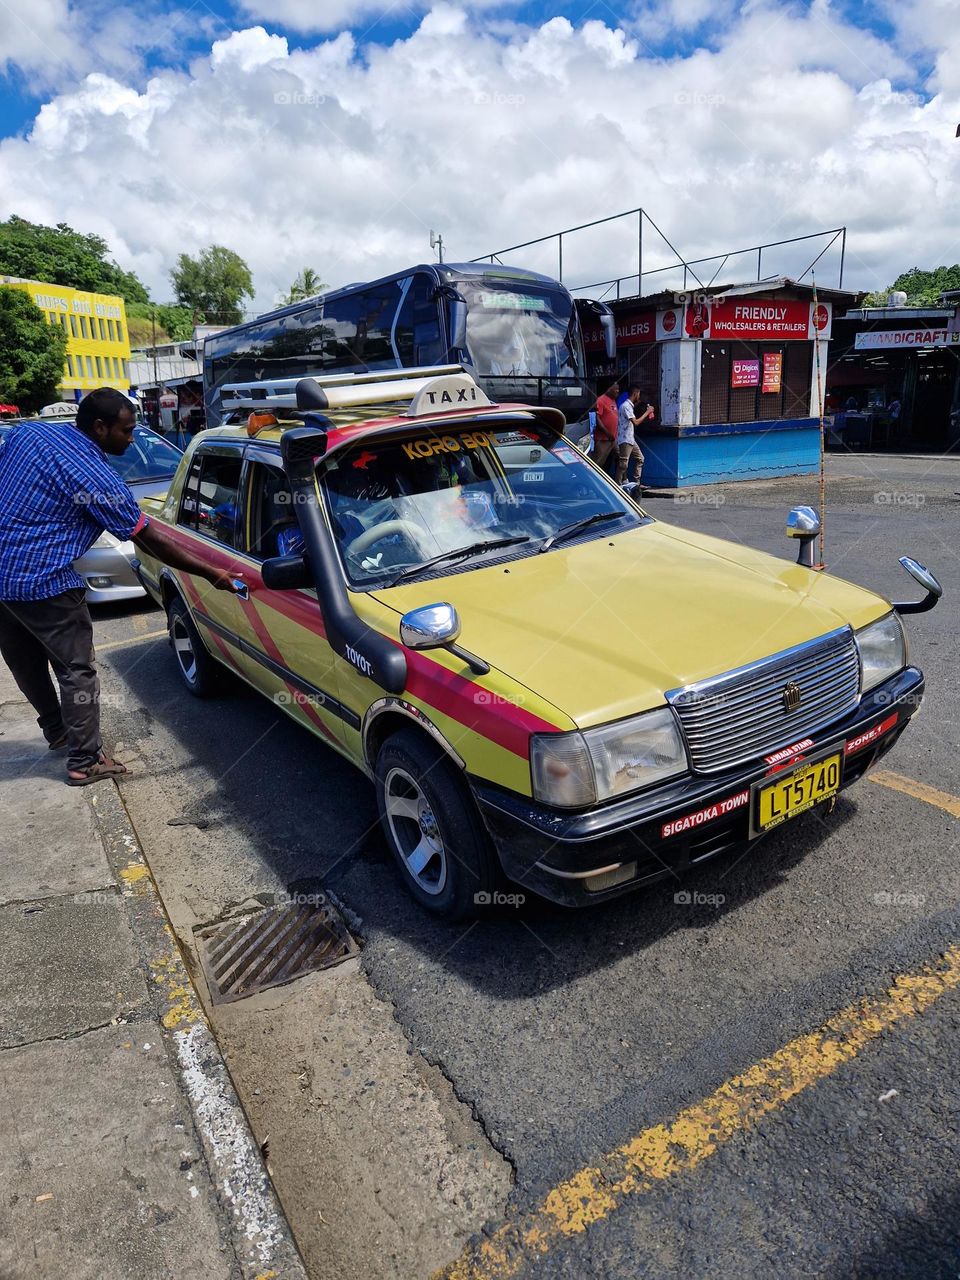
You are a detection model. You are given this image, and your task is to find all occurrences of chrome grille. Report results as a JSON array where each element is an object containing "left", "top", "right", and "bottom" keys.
[{"left": 668, "top": 627, "right": 861, "bottom": 774}]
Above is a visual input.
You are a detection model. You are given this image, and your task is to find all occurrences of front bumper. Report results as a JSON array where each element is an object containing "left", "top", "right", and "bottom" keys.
[
  {"left": 74, "top": 541, "right": 145, "bottom": 604},
  {"left": 472, "top": 667, "right": 924, "bottom": 907}
]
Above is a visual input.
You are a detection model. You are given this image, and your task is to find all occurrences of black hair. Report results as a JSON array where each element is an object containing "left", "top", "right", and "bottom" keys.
[
  {"left": 628, "top": 384, "right": 643, "bottom": 396},
  {"left": 76, "top": 387, "right": 132, "bottom": 435}
]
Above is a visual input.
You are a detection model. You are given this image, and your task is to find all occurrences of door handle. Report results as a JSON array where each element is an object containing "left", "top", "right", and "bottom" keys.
[{"left": 231, "top": 578, "right": 249, "bottom": 600}]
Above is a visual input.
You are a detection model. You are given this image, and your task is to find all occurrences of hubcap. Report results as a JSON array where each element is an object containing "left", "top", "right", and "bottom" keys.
[
  {"left": 383, "top": 767, "right": 446, "bottom": 895},
  {"left": 171, "top": 616, "right": 198, "bottom": 685}
]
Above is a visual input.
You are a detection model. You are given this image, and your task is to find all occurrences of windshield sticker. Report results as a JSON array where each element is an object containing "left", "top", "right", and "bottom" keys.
[
  {"left": 352, "top": 450, "right": 377, "bottom": 470},
  {"left": 554, "top": 447, "right": 578, "bottom": 464},
  {"left": 522, "top": 471, "right": 545, "bottom": 483},
  {"left": 401, "top": 431, "right": 491, "bottom": 461}
]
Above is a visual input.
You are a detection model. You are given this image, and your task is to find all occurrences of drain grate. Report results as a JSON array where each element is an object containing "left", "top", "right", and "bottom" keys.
[{"left": 195, "top": 900, "right": 358, "bottom": 1005}]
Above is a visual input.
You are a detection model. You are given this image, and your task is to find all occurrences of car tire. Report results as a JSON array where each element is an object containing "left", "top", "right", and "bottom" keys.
[
  {"left": 375, "top": 729, "right": 498, "bottom": 920},
  {"left": 167, "top": 596, "right": 223, "bottom": 698}
]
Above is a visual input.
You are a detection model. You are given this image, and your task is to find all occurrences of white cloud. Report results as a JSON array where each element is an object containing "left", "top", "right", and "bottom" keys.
[{"left": 0, "top": 2, "right": 958, "bottom": 314}]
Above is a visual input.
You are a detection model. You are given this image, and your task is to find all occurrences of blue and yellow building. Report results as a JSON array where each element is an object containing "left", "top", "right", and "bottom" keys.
[{"left": 1, "top": 277, "right": 132, "bottom": 399}]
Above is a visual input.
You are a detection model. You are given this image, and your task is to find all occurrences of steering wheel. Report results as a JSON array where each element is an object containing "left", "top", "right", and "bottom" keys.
[{"left": 345, "top": 519, "right": 427, "bottom": 564}]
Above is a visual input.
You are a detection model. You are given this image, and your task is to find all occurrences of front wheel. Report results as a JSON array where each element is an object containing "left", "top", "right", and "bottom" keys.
[{"left": 375, "top": 729, "right": 498, "bottom": 919}]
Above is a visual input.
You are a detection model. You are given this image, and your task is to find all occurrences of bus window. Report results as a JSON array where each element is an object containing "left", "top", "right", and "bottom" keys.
[
  {"left": 322, "top": 286, "right": 399, "bottom": 371},
  {"left": 395, "top": 274, "right": 444, "bottom": 367}
]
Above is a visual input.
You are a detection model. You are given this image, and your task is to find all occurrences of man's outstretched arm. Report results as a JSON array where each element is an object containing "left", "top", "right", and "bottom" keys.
[{"left": 133, "top": 520, "right": 240, "bottom": 592}]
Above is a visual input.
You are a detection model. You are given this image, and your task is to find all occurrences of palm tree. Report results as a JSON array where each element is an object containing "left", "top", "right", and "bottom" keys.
[{"left": 283, "top": 268, "right": 325, "bottom": 304}]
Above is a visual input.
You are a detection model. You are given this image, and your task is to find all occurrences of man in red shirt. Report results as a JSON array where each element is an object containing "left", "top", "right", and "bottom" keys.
[{"left": 591, "top": 380, "right": 619, "bottom": 471}]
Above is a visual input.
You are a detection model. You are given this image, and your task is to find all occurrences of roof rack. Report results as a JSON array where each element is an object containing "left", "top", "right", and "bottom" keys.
[{"left": 219, "top": 364, "right": 466, "bottom": 412}]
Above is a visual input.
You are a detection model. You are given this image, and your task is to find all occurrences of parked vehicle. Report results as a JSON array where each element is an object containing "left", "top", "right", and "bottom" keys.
[
  {"left": 203, "top": 262, "right": 615, "bottom": 428},
  {"left": 135, "top": 367, "right": 940, "bottom": 918}
]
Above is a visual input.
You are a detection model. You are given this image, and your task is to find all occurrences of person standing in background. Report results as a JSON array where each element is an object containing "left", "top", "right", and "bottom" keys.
[
  {"left": 616, "top": 385, "right": 653, "bottom": 486},
  {"left": 591, "top": 380, "right": 619, "bottom": 471}
]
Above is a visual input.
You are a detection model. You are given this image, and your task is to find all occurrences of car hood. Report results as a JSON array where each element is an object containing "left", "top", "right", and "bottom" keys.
[{"left": 371, "top": 520, "right": 890, "bottom": 728}]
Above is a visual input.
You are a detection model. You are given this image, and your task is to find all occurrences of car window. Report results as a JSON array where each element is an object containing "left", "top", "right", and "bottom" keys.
[
  {"left": 107, "top": 429, "right": 182, "bottom": 482},
  {"left": 178, "top": 450, "right": 243, "bottom": 548},
  {"left": 245, "top": 462, "right": 302, "bottom": 559}
]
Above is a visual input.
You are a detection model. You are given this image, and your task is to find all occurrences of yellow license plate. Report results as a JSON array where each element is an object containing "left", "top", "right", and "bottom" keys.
[{"left": 756, "top": 751, "right": 842, "bottom": 833}]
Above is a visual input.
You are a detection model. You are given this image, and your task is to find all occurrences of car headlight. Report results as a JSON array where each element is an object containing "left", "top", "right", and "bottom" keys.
[
  {"left": 856, "top": 613, "right": 907, "bottom": 694},
  {"left": 93, "top": 531, "right": 120, "bottom": 549},
  {"left": 530, "top": 707, "right": 688, "bottom": 808}
]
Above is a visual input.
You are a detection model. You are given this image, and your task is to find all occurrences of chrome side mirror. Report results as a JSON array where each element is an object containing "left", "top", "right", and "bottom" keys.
[
  {"left": 785, "top": 505, "right": 821, "bottom": 568},
  {"left": 893, "top": 556, "right": 943, "bottom": 614},
  {"left": 600, "top": 311, "right": 616, "bottom": 359},
  {"left": 400, "top": 603, "right": 461, "bottom": 650}
]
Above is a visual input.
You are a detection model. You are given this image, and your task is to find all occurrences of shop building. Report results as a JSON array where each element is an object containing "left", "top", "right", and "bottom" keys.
[
  {"left": 0, "top": 277, "right": 131, "bottom": 399},
  {"left": 582, "top": 279, "right": 858, "bottom": 486},
  {"left": 824, "top": 297, "right": 960, "bottom": 452}
]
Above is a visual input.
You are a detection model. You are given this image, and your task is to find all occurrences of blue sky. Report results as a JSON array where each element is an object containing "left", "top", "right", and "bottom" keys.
[{"left": 0, "top": 0, "right": 957, "bottom": 305}]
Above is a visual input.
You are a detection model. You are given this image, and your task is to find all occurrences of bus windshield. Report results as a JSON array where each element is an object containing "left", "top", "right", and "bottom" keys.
[{"left": 456, "top": 280, "right": 582, "bottom": 380}]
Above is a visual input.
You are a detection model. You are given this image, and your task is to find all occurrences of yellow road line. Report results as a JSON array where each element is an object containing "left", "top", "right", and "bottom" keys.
[
  {"left": 435, "top": 942, "right": 960, "bottom": 1280},
  {"left": 96, "top": 629, "right": 168, "bottom": 653},
  {"left": 867, "top": 770, "right": 960, "bottom": 819}
]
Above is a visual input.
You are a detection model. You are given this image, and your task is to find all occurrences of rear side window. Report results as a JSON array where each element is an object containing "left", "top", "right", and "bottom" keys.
[
  {"left": 245, "top": 462, "right": 300, "bottom": 559},
  {"left": 178, "top": 450, "right": 243, "bottom": 548}
]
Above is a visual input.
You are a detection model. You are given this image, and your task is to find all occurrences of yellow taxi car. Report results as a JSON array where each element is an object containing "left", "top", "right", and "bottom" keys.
[{"left": 135, "top": 367, "right": 941, "bottom": 919}]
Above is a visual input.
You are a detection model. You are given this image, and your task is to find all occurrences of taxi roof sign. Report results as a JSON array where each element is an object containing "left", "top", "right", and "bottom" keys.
[{"left": 405, "top": 373, "right": 493, "bottom": 418}]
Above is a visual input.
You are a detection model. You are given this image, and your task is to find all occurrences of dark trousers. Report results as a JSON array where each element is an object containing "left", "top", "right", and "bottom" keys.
[{"left": 0, "top": 588, "right": 102, "bottom": 771}]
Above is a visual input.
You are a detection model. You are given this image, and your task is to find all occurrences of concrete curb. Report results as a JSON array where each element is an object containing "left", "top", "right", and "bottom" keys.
[{"left": 86, "top": 781, "right": 308, "bottom": 1280}]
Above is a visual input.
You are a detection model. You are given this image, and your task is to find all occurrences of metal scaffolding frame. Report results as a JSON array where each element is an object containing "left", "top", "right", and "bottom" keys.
[{"left": 471, "top": 209, "right": 847, "bottom": 300}]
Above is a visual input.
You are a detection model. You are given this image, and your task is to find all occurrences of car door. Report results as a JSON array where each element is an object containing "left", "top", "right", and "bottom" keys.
[
  {"left": 174, "top": 442, "right": 257, "bottom": 683},
  {"left": 233, "top": 448, "right": 350, "bottom": 754}
]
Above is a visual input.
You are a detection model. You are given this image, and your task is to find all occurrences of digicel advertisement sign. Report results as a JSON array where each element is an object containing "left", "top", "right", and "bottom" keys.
[
  {"left": 686, "top": 297, "right": 833, "bottom": 341},
  {"left": 582, "top": 308, "right": 657, "bottom": 351}
]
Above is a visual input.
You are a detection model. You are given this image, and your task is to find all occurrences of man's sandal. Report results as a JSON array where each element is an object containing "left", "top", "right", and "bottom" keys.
[{"left": 66, "top": 758, "right": 129, "bottom": 786}]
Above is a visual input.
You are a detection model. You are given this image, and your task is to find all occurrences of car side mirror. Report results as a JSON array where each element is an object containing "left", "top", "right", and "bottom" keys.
[
  {"left": 785, "top": 505, "right": 821, "bottom": 568},
  {"left": 262, "top": 553, "right": 313, "bottom": 591},
  {"left": 893, "top": 556, "right": 942, "bottom": 614},
  {"left": 449, "top": 299, "right": 468, "bottom": 352},
  {"left": 400, "top": 603, "right": 461, "bottom": 649}
]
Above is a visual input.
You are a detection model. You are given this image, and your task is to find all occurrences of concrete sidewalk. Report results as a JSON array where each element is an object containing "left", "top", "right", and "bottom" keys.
[{"left": 0, "top": 665, "right": 305, "bottom": 1280}]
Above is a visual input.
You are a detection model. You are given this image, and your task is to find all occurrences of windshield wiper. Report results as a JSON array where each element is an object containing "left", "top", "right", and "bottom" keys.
[
  {"left": 390, "top": 536, "right": 532, "bottom": 585},
  {"left": 539, "top": 510, "right": 627, "bottom": 553}
]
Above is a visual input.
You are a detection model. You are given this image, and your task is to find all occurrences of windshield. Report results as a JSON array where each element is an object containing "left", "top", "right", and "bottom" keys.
[
  {"left": 319, "top": 418, "right": 644, "bottom": 587},
  {"left": 107, "top": 427, "right": 183, "bottom": 482},
  {"left": 457, "top": 280, "right": 584, "bottom": 381}
]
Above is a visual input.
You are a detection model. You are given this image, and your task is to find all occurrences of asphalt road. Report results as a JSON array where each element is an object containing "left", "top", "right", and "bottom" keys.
[{"left": 90, "top": 451, "right": 960, "bottom": 1278}]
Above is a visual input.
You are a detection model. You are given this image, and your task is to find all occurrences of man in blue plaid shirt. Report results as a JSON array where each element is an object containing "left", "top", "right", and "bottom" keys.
[{"left": 0, "top": 388, "right": 237, "bottom": 784}]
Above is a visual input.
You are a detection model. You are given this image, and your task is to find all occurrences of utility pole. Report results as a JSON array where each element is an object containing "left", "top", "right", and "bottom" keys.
[{"left": 430, "top": 230, "right": 444, "bottom": 264}]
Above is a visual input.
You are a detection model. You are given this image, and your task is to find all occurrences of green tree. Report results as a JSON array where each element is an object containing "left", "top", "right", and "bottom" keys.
[
  {"left": 170, "top": 246, "right": 254, "bottom": 325},
  {"left": 864, "top": 264, "right": 960, "bottom": 307},
  {"left": 0, "top": 287, "right": 69, "bottom": 412},
  {"left": 0, "top": 216, "right": 149, "bottom": 304},
  {"left": 282, "top": 267, "right": 325, "bottom": 305},
  {"left": 126, "top": 301, "right": 195, "bottom": 347}
]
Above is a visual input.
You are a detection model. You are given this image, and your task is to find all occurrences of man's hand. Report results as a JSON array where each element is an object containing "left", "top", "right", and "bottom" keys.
[{"left": 211, "top": 570, "right": 243, "bottom": 593}]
